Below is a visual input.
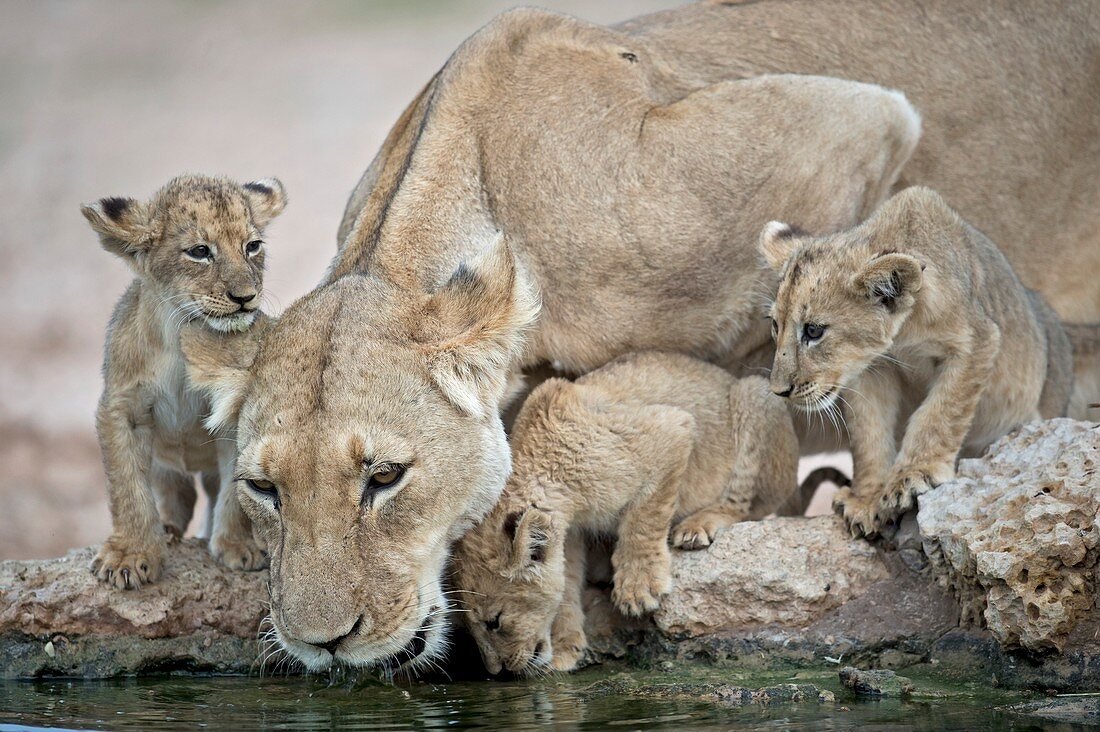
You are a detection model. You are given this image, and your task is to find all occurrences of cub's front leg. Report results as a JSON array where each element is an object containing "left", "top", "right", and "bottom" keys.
[
  {"left": 209, "top": 436, "right": 267, "bottom": 571},
  {"left": 93, "top": 396, "right": 166, "bottom": 589},
  {"left": 883, "top": 322, "right": 1000, "bottom": 517},
  {"left": 550, "top": 531, "right": 589, "bottom": 672},
  {"left": 833, "top": 368, "right": 902, "bottom": 537},
  {"left": 611, "top": 406, "right": 694, "bottom": 616}
]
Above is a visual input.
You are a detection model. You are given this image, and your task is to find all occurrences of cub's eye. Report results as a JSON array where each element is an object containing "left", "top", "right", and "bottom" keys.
[
  {"left": 244, "top": 478, "right": 280, "bottom": 508},
  {"left": 367, "top": 464, "right": 406, "bottom": 490},
  {"left": 485, "top": 613, "right": 502, "bottom": 632},
  {"left": 186, "top": 244, "right": 212, "bottom": 260},
  {"left": 245, "top": 240, "right": 263, "bottom": 256},
  {"left": 802, "top": 323, "right": 827, "bottom": 343}
]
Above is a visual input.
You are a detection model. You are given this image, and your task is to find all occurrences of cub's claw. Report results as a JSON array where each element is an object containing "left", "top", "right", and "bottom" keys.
[
  {"left": 611, "top": 556, "right": 670, "bottom": 617},
  {"left": 671, "top": 509, "right": 736, "bottom": 550},
  {"left": 833, "top": 486, "right": 886, "bottom": 539},
  {"left": 210, "top": 534, "right": 268, "bottom": 571},
  {"left": 92, "top": 536, "right": 165, "bottom": 590}
]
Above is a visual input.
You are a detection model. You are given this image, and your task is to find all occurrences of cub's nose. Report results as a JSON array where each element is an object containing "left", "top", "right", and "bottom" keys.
[
  {"left": 227, "top": 290, "right": 257, "bottom": 307},
  {"left": 772, "top": 384, "right": 794, "bottom": 398}
]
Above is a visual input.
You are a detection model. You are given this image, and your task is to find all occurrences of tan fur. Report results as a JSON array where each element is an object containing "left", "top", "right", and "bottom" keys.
[
  {"left": 83, "top": 174, "right": 285, "bottom": 588},
  {"left": 452, "top": 352, "right": 799, "bottom": 674},
  {"left": 761, "top": 187, "right": 1073, "bottom": 538},
  {"left": 198, "top": 2, "right": 1098, "bottom": 668}
]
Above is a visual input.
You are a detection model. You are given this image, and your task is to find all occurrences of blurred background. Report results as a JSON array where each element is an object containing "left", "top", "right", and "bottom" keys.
[{"left": 0, "top": 0, "right": 841, "bottom": 560}]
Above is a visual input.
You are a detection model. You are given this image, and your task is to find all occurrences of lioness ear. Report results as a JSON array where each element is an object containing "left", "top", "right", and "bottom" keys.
[
  {"left": 181, "top": 315, "right": 270, "bottom": 432},
  {"left": 504, "top": 507, "right": 561, "bottom": 577},
  {"left": 758, "top": 221, "right": 803, "bottom": 271},
  {"left": 424, "top": 233, "right": 540, "bottom": 417},
  {"left": 242, "top": 178, "right": 287, "bottom": 228},
  {"left": 80, "top": 197, "right": 156, "bottom": 260},
  {"left": 851, "top": 253, "right": 924, "bottom": 311}
]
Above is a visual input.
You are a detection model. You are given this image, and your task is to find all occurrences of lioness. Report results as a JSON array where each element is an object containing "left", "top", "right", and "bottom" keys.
[
  {"left": 760, "top": 187, "right": 1073, "bottom": 538},
  {"left": 82, "top": 174, "right": 285, "bottom": 588},
  {"left": 187, "top": 3, "right": 1098, "bottom": 670},
  {"left": 452, "top": 351, "right": 800, "bottom": 675}
]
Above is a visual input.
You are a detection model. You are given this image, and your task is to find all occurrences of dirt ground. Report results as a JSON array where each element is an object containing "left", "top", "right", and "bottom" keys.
[{"left": 0, "top": 0, "right": 843, "bottom": 560}]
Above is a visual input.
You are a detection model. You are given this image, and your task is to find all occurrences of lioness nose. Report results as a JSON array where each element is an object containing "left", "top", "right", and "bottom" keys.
[
  {"left": 314, "top": 616, "right": 362, "bottom": 654},
  {"left": 228, "top": 290, "right": 257, "bottom": 306}
]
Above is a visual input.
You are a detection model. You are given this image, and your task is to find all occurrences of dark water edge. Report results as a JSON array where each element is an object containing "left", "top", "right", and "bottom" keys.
[{"left": 0, "top": 665, "right": 1093, "bottom": 731}]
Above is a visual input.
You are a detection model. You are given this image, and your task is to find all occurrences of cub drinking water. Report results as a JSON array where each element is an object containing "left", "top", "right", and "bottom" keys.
[
  {"left": 82, "top": 174, "right": 285, "bottom": 588},
  {"left": 453, "top": 351, "right": 802, "bottom": 675},
  {"left": 759, "top": 186, "right": 1072, "bottom": 538}
]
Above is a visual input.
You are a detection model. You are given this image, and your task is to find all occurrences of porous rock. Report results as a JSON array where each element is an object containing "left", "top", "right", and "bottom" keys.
[
  {"left": 653, "top": 515, "right": 889, "bottom": 636},
  {"left": 0, "top": 540, "right": 268, "bottom": 677},
  {"left": 918, "top": 419, "right": 1100, "bottom": 652},
  {"left": 838, "top": 666, "right": 913, "bottom": 696}
]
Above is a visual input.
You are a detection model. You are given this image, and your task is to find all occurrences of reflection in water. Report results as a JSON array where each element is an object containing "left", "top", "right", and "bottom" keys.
[{"left": 0, "top": 670, "right": 1033, "bottom": 731}]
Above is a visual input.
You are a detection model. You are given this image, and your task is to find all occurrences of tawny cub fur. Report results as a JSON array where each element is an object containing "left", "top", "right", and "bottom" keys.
[
  {"left": 452, "top": 351, "right": 802, "bottom": 675},
  {"left": 760, "top": 186, "right": 1073, "bottom": 539},
  {"left": 82, "top": 174, "right": 285, "bottom": 589}
]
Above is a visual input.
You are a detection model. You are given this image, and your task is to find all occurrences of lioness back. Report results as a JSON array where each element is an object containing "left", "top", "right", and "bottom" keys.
[{"left": 82, "top": 174, "right": 286, "bottom": 589}]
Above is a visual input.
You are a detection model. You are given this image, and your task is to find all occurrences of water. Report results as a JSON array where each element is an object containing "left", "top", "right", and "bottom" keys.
[{"left": 0, "top": 668, "right": 1082, "bottom": 731}]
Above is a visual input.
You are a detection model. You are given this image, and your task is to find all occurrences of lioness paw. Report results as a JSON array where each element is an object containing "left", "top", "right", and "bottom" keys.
[
  {"left": 833, "top": 486, "right": 889, "bottom": 539},
  {"left": 91, "top": 535, "right": 165, "bottom": 590},
  {"left": 611, "top": 558, "right": 671, "bottom": 616},
  {"left": 210, "top": 534, "right": 268, "bottom": 571}
]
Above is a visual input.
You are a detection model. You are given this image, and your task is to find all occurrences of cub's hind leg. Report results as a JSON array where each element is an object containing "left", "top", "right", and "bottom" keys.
[{"left": 151, "top": 463, "right": 196, "bottom": 542}]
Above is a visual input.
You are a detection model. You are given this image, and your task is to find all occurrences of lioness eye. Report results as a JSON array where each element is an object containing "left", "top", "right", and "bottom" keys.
[
  {"left": 186, "top": 244, "right": 212, "bottom": 260},
  {"left": 368, "top": 464, "right": 405, "bottom": 489},
  {"left": 802, "top": 323, "right": 826, "bottom": 343},
  {"left": 245, "top": 240, "right": 263, "bottom": 256},
  {"left": 486, "top": 613, "right": 502, "bottom": 632},
  {"left": 245, "top": 478, "right": 280, "bottom": 509},
  {"left": 770, "top": 317, "right": 778, "bottom": 339}
]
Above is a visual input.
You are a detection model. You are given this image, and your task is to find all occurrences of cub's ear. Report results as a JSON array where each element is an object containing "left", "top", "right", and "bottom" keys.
[
  {"left": 423, "top": 232, "right": 541, "bottom": 418},
  {"left": 80, "top": 197, "right": 156, "bottom": 260},
  {"left": 242, "top": 178, "right": 287, "bottom": 228},
  {"left": 181, "top": 314, "right": 271, "bottom": 432},
  {"left": 504, "top": 506, "right": 562, "bottom": 578},
  {"left": 758, "top": 221, "right": 803, "bottom": 271},
  {"left": 851, "top": 252, "right": 924, "bottom": 310}
]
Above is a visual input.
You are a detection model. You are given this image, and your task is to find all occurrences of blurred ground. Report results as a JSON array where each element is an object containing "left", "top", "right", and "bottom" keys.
[{"left": 0, "top": 0, "right": 842, "bottom": 560}]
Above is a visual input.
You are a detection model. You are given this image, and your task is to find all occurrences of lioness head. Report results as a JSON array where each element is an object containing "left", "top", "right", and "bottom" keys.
[
  {"left": 81, "top": 174, "right": 286, "bottom": 333},
  {"left": 452, "top": 503, "right": 565, "bottom": 676},
  {"left": 759, "top": 191, "right": 930, "bottom": 411},
  {"left": 186, "top": 233, "right": 538, "bottom": 672}
]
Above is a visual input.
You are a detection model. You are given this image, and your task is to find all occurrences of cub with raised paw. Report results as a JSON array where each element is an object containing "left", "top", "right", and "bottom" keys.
[
  {"left": 82, "top": 174, "right": 285, "bottom": 588},
  {"left": 453, "top": 351, "right": 801, "bottom": 674},
  {"left": 760, "top": 186, "right": 1073, "bottom": 538}
]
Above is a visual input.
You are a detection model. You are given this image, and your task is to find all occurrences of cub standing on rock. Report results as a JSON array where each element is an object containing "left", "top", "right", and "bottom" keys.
[
  {"left": 81, "top": 174, "right": 286, "bottom": 589},
  {"left": 452, "top": 351, "right": 803, "bottom": 675},
  {"left": 759, "top": 186, "right": 1073, "bottom": 539}
]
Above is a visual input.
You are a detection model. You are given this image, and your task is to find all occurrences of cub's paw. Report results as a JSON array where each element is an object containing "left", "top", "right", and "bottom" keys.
[
  {"left": 91, "top": 535, "right": 165, "bottom": 590},
  {"left": 671, "top": 509, "right": 735, "bottom": 551},
  {"left": 881, "top": 463, "right": 948, "bottom": 516},
  {"left": 833, "top": 486, "right": 889, "bottom": 539},
  {"left": 611, "top": 555, "right": 671, "bottom": 617},
  {"left": 210, "top": 533, "right": 268, "bottom": 571},
  {"left": 550, "top": 631, "right": 589, "bottom": 672}
]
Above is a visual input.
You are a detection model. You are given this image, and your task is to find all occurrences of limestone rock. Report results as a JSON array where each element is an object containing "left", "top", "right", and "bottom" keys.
[
  {"left": 0, "top": 539, "right": 268, "bottom": 677},
  {"left": 653, "top": 515, "right": 889, "bottom": 636},
  {"left": 918, "top": 419, "right": 1100, "bottom": 653}
]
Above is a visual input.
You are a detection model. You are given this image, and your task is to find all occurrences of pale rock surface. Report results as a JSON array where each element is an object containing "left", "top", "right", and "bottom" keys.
[
  {"left": 918, "top": 419, "right": 1100, "bottom": 653},
  {"left": 653, "top": 515, "right": 889, "bottom": 636}
]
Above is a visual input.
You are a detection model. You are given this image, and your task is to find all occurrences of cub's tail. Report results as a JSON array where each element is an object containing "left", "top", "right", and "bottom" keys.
[
  {"left": 778, "top": 467, "right": 851, "bottom": 516},
  {"left": 1065, "top": 323, "right": 1100, "bottom": 359}
]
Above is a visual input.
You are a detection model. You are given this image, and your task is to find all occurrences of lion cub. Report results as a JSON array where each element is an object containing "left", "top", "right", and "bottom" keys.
[
  {"left": 453, "top": 351, "right": 800, "bottom": 675},
  {"left": 82, "top": 174, "right": 286, "bottom": 589},
  {"left": 759, "top": 186, "right": 1072, "bottom": 538}
]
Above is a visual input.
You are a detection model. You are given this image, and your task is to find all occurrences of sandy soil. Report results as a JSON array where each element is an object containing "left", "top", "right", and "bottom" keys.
[{"left": 0, "top": 0, "right": 843, "bottom": 560}]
